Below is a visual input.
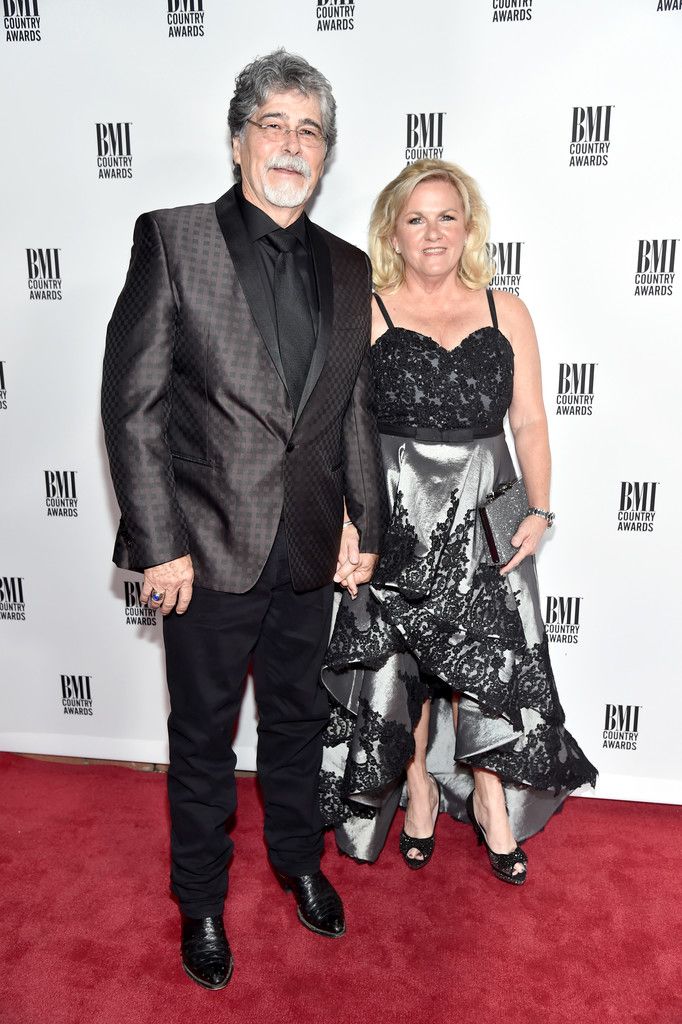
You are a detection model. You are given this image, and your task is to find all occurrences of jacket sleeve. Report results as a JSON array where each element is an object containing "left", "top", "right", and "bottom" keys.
[
  {"left": 342, "top": 349, "right": 388, "bottom": 554},
  {"left": 342, "top": 255, "right": 389, "bottom": 554},
  {"left": 101, "top": 212, "right": 189, "bottom": 570}
]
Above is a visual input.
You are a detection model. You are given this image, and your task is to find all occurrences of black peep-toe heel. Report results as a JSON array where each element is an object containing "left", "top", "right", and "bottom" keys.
[
  {"left": 465, "top": 789, "right": 527, "bottom": 886},
  {"left": 399, "top": 774, "right": 440, "bottom": 871}
]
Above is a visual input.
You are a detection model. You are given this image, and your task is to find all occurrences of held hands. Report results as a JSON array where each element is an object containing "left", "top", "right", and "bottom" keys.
[
  {"left": 334, "top": 521, "right": 378, "bottom": 598},
  {"left": 141, "top": 553, "right": 195, "bottom": 615},
  {"left": 500, "top": 515, "right": 548, "bottom": 576}
]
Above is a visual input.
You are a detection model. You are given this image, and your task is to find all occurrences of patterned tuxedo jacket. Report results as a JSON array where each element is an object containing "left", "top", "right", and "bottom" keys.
[{"left": 101, "top": 186, "right": 388, "bottom": 593}]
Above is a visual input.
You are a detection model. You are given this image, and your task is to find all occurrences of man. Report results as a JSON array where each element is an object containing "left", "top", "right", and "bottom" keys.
[{"left": 101, "top": 50, "right": 386, "bottom": 990}]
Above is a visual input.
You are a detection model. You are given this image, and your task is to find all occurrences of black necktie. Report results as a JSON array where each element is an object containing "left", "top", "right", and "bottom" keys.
[{"left": 267, "top": 230, "right": 316, "bottom": 414}]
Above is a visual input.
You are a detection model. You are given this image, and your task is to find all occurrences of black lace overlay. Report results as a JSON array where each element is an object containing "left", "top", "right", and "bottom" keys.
[
  {"left": 371, "top": 486, "right": 425, "bottom": 598},
  {"left": 326, "top": 584, "right": 407, "bottom": 673},
  {"left": 372, "top": 327, "right": 514, "bottom": 432},
  {"left": 319, "top": 767, "right": 376, "bottom": 826},
  {"left": 319, "top": 310, "right": 597, "bottom": 859},
  {"left": 465, "top": 715, "right": 598, "bottom": 795},
  {"left": 347, "top": 696, "right": 416, "bottom": 796},
  {"left": 323, "top": 696, "right": 359, "bottom": 748}
]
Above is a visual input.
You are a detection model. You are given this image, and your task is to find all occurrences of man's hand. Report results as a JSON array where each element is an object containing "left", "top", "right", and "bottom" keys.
[
  {"left": 141, "top": 554, "right": 195, "bottom": 615},
  {"left": 334, "top": 522, "right": 378, "bottom": 598}
]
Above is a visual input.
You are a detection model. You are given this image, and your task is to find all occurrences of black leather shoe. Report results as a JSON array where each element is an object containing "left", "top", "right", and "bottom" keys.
[
  {"left": 181, "top": 914, "right": 233, "bottom": 990},
  {"left": 278, "top": 870, "right": 346, "bottom": 938}
]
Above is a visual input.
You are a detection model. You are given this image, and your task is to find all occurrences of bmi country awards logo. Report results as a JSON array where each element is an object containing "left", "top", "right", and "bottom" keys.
[
  {"left": 316, "top": 1, "right": 355, "bottom": 31},
  {"left": 492, "top": 0, "right": 532, "bottom": 21},
  {"left": 603, "top": 704, "right": 641, "bottom": 751},
  {"left": 569, "top": 105, "right": 613, "bottom": 167},
  {"left": 124, "top": 580, "right": 158, "bottom": 627},
  {"left": 96, "top": 123, "right": 133, "bottom": 180},
  {"left": 0, "top": 576, "right": 25, "bottom": 621},
  {"left": 0, "top": 361, "right": 6, "bottom": 411},
  {"left": 618, "top": 481, "right": 658, "bottom": 532},
  {"left": 167, "top": 0, "right": 204, "bottom": 37},
  {"left": 44, "top": 470, "right": 78, "bottom": 518},
  {"left": 488, "top": 242, "right": 523, "bottom": 294},
  {"left": 657, "top": 0, "right": 680, "bottom": 9},
  {"left": 26, "top": 248, "right": 61, "bottom": 301},
  {"left": 545, "top": 596, "right": 581, "bottom": 644},
  {"left": 634, "top": 239, "right": 677, "bottom": 296},
  {"left": 405, "top": 113, "right": 445, "bottom": 164},
  {"left": 60, "top": 675, "right": 94, "bottom": 717},
  {"left": 3, "top": 0, "right": 40, "bottom": 42},
  {"left": 556, "top": 363, "right": 596, "bottom": 416}
]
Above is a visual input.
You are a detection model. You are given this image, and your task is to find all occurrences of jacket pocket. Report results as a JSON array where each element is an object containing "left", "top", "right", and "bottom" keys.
[{"left": 170, "top": 451, "right": 212, "bottom": 467}]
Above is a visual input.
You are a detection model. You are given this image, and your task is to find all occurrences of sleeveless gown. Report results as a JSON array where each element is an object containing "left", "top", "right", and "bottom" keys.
[{"left": 319, "top": 290, "right": 597, "bottom": 863}]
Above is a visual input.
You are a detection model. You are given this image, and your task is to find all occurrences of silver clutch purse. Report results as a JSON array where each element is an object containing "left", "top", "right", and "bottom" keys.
[{"left": 479, "top": 478, "right": 528, "bottom": 565}]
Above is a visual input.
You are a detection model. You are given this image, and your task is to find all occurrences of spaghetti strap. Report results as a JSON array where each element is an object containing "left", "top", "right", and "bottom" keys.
[
  {"left": 486, "top": 288, "right": 498, "bottom": 330},
  {"left": 373, "top": 292, "right": 395, "bottom": 330}
]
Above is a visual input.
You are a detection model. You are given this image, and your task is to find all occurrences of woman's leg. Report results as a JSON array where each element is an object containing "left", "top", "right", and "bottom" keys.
[
  {"left": 450, "top": 695, "right": 524, "bottom": 876},
  {"left": 471, "top": 767, "right": 525, "bottom": 876},
  {"left": 403, "top": 699, "right": 439, "bottom": 861}
]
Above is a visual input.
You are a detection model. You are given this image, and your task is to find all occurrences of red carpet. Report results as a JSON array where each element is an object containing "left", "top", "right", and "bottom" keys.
[{"left": 0, "top": 752, "right": 680, "bottom": 1024}]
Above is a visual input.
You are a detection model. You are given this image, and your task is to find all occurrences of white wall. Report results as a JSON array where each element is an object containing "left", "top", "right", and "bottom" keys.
[{"left": 1, "top": 0, "right": 680, "bottom": 803}]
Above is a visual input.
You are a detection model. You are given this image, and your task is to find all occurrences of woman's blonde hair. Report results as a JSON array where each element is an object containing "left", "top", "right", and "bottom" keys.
[{"left": 369, "top": 159, "right": 494, "bottom": 292}]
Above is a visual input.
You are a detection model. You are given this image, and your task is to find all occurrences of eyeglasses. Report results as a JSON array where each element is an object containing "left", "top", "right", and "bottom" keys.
[{"left": 246, "top": 118, "right": 326, "bottom": 150}]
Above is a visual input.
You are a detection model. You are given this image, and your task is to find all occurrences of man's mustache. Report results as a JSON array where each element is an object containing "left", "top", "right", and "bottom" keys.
[{"left": 264, "top": 154, "right": 312, "bottom": 179}]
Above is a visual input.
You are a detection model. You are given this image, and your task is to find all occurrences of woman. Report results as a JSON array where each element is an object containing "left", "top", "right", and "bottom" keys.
[{"left": 319, "top": 159, "right": 597, "bottom": 884}]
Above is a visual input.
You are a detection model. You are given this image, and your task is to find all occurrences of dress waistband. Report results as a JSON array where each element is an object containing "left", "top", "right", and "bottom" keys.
[{"left": 377, "top": 421, "right": 504, "bottom": 443}]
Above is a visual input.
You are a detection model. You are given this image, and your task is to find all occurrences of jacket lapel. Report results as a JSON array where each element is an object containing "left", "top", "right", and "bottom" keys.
[
  {"left": 295, "top": 219, "right": 333, "bottom": 427},
  {"left": 214, "top": 188, "right": 288, "bottom": 393}
]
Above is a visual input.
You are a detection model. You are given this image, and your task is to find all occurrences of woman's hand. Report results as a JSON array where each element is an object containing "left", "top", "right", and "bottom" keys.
[
  {"left": 500, "top": 515, "right": 547, "bottom": 575},
  {"left": 334, "top": 521, "right": 379, "bottom": 598}
]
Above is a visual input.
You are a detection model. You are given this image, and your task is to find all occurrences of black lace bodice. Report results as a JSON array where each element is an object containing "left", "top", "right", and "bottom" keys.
[{"left": 371, "top": 325, "right": 514, "bottom": 432}]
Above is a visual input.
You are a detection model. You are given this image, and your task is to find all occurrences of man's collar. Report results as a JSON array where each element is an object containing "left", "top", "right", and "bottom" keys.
[{"left": 235, "top": 183, "right": 308, "bottom": 247}]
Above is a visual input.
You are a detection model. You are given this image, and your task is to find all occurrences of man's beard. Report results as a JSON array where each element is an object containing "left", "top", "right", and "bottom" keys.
[{"left": 262, "top": 154, "right": 314, "bottom": 208}]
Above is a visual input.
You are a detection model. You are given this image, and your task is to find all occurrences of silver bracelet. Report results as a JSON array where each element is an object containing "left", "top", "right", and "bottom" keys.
[
  {"left": 342, "top": 520, "right": 354, "bottom": 528},
  {"left": 527, "top": 507, "right": 555, "bottom": 527}
]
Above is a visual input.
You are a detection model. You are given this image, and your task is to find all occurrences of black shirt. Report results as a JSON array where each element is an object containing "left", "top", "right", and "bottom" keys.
[{"left": 235, "top": 184, "right": 319, "bottom": 334}]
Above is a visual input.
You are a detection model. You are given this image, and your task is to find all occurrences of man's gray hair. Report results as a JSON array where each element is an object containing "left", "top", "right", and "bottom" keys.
[{"left": 228, "top": 49, "right": 337, "bottom": 155}]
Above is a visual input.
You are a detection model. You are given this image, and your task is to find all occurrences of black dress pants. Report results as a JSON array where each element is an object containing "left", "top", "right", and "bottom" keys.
[{"left": 162, "top": 523, "right": 334, "bottom": 918}]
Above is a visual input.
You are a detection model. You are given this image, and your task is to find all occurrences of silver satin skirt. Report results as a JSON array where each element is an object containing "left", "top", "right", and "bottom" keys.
[{"left": 320, "top": 432, "right": 597, "bottom": 863}]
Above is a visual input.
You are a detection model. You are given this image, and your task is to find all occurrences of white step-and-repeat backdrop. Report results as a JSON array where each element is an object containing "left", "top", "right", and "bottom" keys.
[{"left": 1, "top": 1, "right": 680, "bottom": 803}]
